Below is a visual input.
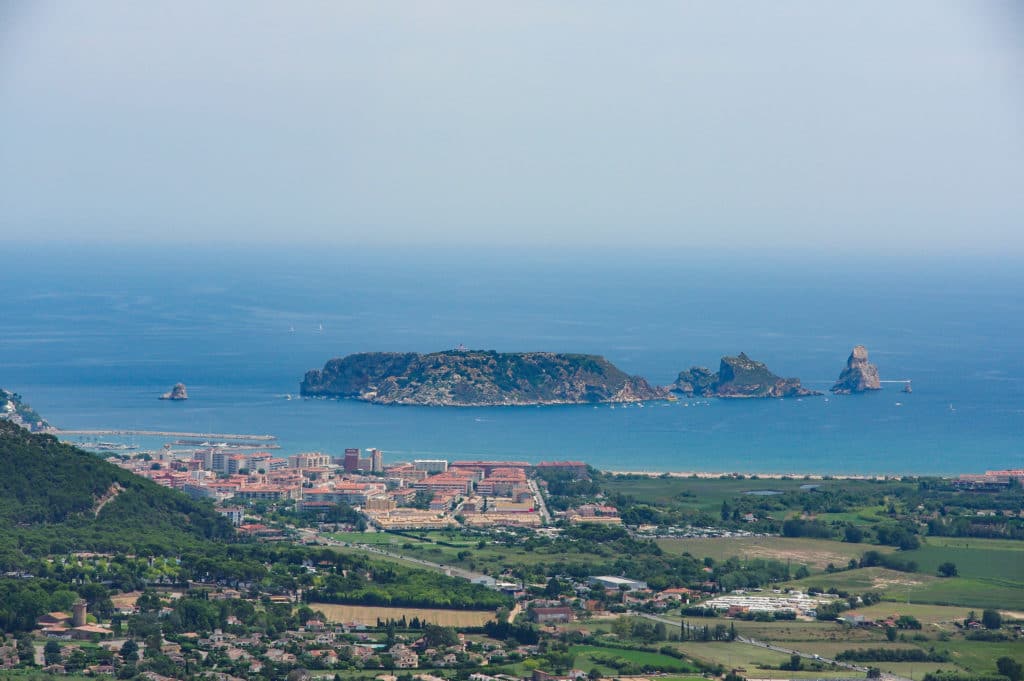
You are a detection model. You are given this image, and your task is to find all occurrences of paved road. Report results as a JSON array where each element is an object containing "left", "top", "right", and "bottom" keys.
[{"left": 529, "top": 478, "right": 552, "bottom": 524}]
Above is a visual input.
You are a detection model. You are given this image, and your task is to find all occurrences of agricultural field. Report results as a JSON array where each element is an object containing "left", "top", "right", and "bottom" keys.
[
  {"left": 657, "top": 536, "right": 885, "bottom": 570},
  {"left": 672, "top": 641, "right": 851, "bottom": 678},
  {"left": 310, "top": 603, "right": 496, "bottom": 627},
  {"left": 602, "top": 475, "right": 829, "bottom": 512},
  {"left": 903, "top": 539, "right": 1024, "bottom": 582},
  {"left": 733, "top": 619, "right": 886, "bottom": 644},
  {"left": 932, "top": 639, "right": 1024, "bottom": 676},
  {"left": 852, "top": 602, "right": 975, "bottom": 627},
  {"left": 568, "top": 644, "right": 698, "bottom": 675}
]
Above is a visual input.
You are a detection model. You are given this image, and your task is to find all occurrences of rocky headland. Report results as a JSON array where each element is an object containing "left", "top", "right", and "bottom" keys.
[
  {"left": 831, "top": 345, "right": 882, "bottom": 394},
  {"left": 301, "top": 351, "right": 668, "bottom": 406},
  {"left": 0, "top": 389, "right": 49, "bottom": 431},
  {"left": 673, "top": 353, "right": 821, "bottom": 398},
  {"left": 159, "top": 383, "right": 189, "bottom": 401}
]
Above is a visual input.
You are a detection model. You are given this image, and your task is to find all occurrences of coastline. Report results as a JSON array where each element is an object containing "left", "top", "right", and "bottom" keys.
[{"left": 601, "top": 469, "right": 939, "bottom": 481}]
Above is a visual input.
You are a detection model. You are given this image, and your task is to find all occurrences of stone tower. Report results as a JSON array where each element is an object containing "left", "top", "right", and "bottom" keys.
[{"left": 72, "top": 599, "right": 88, "bottom": 627}]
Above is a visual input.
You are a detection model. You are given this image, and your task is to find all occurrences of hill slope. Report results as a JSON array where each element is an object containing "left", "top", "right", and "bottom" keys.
[
  {"left": 0, "top": 420, "right": 233, "bottom": 568},
  {"left": 301, "top": 350, "right": 668, "bottom": 405}
]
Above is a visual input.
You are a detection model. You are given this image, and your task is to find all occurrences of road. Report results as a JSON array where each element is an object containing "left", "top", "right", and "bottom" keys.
[{"left": 528, "top": 478, "right": 552, "bottom": 524}]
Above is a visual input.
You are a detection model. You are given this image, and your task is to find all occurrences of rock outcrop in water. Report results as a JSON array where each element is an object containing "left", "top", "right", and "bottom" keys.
[
  {"left": 673, "top": 353, "right": 820, "bottom": 398},
  {"left": 301, "top": 350, "right": 668, "bottom": 406},
  {"left": 159, "top": 383, "right": 189, "bottom": 401},
  {"left": 831, "top": 345, "right": 882, "bottom": 394}
]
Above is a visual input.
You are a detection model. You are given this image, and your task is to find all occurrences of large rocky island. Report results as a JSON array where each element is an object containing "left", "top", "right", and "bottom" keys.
[
  {"left": 673, "top": 353, "right": 821, "bottom": 398},
  {"left": 301, "top": 351, "right": 668, "bottom": 406}
]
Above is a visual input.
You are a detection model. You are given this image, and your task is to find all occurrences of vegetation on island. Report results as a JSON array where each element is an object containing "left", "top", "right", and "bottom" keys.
[
  {"left": 674, "top": 353, "right": 820, "bottom": 398},
  {"left": 300, "top": 350, "right": 667, "bottom": 405}
]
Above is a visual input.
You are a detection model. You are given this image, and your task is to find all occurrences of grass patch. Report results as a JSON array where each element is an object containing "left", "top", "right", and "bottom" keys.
[
  {"left": 902, "top": 542, "right": 1024, "bottom": 582},
  {"left": 853, "top": 602, "right": 974, "bottom": 627},
  {"left": 569, "top": 644, "right": 697, "bottom": 674},
  {"left": 658, "top": 536, "right": 884, "bottom": 571},
  {"left": 786, "top": 566, "right": 1024, "bottom": 610},
  {"left": 933, "top": 639, "right": 1024, "bottom": 675}
]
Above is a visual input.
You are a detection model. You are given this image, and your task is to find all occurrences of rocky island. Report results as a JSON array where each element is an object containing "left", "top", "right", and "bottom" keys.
[
  {"left": 159, "top": 383, "right": 189, "bottom": 401},
  {"left": 301, "top": 350, "right": 668, "bottom": 406},
  {"left": 673, "top": 353, "right": 820, "bottom": 398},
  {"left": 831, "top": 345, "right": 882, "bottom": 394}
]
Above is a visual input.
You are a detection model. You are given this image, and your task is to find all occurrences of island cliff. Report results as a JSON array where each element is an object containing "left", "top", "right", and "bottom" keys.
[
  {"left": 673, "top": 353, "right": 820, "bottom": 398},
  {"left": 831, "top": 345, "right": 882, "bottom": 394},
  {"left": 301, "top": 351, "right": 668, "bottom": 406},
  {"left": 159, "top": 383, "right": 189, "bottom": 401}
]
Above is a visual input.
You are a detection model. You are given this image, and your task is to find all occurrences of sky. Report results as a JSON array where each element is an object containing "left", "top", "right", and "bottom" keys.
[{"left": 1, "top": 1, "right": 1022, "bottom": 253}]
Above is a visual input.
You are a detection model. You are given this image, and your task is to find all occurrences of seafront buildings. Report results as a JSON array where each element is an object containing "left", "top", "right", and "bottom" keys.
[{"left": 113, "top": 445, "right": 587, "bottom": 530}]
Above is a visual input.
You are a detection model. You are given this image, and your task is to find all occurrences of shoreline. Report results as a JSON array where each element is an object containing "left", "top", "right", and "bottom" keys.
[{"left": 601, "top": 469, "right": 942, "bottom": 481}]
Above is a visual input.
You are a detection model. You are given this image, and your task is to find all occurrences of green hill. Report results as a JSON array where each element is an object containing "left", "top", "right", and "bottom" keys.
[{"left": 0, "top": 420, "right": 233, "bottom": 568}]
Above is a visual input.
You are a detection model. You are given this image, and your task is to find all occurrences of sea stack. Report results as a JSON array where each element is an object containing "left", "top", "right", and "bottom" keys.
[
  {"left": 831, "top": 346, "right": 881, "bottom": 394},
  {"left": 159, "top": 383, "right": 189, "bottom": 401}
]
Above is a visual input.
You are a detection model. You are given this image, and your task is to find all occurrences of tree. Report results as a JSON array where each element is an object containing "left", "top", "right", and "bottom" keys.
[
  {"left": 867, "top": 668, "right": 882, "bottom": 679},
  {"left": 937, "top": 562, "right": 957, "bottom": 577},
  {"left": 982, "top": 609, "right": 1003, "bottom": 630},
  {"left": 885, "top": 626, "right": 897, "bottom": 642},
  {"left": 844, "top": 524, "right": 863, "bottom": 543},
  {"left": 17, "top": 635, "right": 35, "bottom": 666},
  {"left": 43, "top": 640, "right": 61, "bottom": 665},
  {"left": 121, "top": 639, "right": 139, "bottom": 662},
  {"left": 997, "top": 656, "right": 1023, "bottom": 681},
  {"left": 794, "top": 565, "right": 810, "bottom": 580}
]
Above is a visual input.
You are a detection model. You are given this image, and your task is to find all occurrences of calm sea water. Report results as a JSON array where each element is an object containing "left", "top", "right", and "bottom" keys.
[{"left": 1, "top": 245, "right": 1022, "bottom": 475}]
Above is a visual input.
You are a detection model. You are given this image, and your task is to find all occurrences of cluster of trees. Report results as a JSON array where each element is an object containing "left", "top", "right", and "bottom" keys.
[
  {"left": 859, "top": 550, "right": 918, "bottom": 573},
  {"left": 680, "top": 619, "right": 736, "bottom": 642},
  {"left": 0, "top": 422, "right": 234, "bottom": 571},
  {"left": 307, "top": 565, "right": 509, "bottom": 610},
  {"left": 837, "top": 648, "right": 950, "bottom": 662}
]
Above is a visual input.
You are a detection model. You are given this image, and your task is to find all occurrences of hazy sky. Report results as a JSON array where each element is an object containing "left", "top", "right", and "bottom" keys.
[{"left": 1, "top": 2, "right": 1022, "bottom": 252}]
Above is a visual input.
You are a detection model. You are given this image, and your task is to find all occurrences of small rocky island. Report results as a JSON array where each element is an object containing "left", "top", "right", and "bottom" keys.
[
  {"left": 159, "top": 383, "right": 189, "bottom": 401},
  {"left": 831, "top": 345, "right": 882, "bottom": 394},
  {"left": 301, "top": 351, "right": 668, "bottom": 406},
  {"left": 673, "top": 353, "right": 820, "bottom": 398}
]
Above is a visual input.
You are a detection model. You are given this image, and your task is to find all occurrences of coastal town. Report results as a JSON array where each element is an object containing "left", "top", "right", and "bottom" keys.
[{"left": 0, "top": 421, "right": 1020, "bottom": 681}]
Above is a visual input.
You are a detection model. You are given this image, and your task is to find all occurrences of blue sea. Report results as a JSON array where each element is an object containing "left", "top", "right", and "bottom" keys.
[{"left": 2, "top": 244, "right": 1022, "bottom": 475}]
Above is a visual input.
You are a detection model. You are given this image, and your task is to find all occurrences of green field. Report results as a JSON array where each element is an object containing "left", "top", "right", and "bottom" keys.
[
  {"left": 902, "top": 540, "right": 1024, "bottom": 582},
  {"left": 933, "top": 639, "right": 1024, "bottom": 675},
  {"left": 734, "top": 619, "right": 885, "bottom": 644},
  {"left": 569, "top": 644, "right": 698, "bottom": 675},
  {"left": 658, "top": 536, "right": 885, "bottom": 570},
  {"left": 853, "top": 602, "right": 974, "bottom": 627},
  {"left": 673, "top": 641, "right": 852, "bottom": 678},
  {"left": 785, "top": 565, "right": 1024, "bottom": 610},
  {"left": 327, "top": 531, "right": 407, "bottom": 545},
  {"left": 602, "top": 475, "right": 829, "bottom": 512}
]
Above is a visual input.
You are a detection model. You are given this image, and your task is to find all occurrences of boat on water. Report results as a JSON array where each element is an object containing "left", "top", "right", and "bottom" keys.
[{"left": 902, "top": 381, "right": 913, "bottom": 393}]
